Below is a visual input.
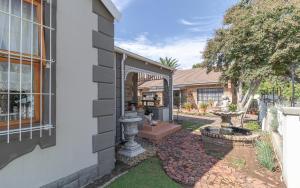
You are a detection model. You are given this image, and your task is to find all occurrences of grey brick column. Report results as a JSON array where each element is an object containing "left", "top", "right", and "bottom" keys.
[{"left": 92, "top": 0, "right": 116, "bottom": 178}]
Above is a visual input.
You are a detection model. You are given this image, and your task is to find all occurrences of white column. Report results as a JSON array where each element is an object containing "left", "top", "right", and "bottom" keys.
[{"left": 179, "top": 90, "right": 182, "bottom": 110}]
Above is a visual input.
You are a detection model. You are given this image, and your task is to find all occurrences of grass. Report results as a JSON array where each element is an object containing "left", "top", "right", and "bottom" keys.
[
  {"left": 245, "top": 121, "right": 261, "bottom": 132},
  {"left": 106, "top": 158, "right": 182, "bottom": 188},
  {"left": 256, "top": 134, "right": 275, "bottom": 171},
  {"left": 174, "top": 109, "right": 216, "bottom": 117},
  {"left": 230, "top": 157, "right": 246, "bottom": 169},
  {"left": 181, "top": 121, "right": 206, "bottom": 132}
]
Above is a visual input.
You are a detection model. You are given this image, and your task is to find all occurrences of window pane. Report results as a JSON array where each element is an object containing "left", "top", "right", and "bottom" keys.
[
  {"left": 0, "top": 93, "right": 35, "bottom": 121},
  {"left": 0, "top": 12, "right": 9, "bottom": 51},
  {"left": 11, "top": 0, "right": 21, "bottom": 17},
  {"left": 0, "top": 62, "right": 33, "bottom": 92},
  {"left": 0, "top": 0, "right": 39, "bottom": 55},
  {"left": 0, "top": 0, "right": 9, "bottom": 12},
  {"left": 197, "top": 88, "right": 224, "bottom": 105},
  {"left": 0, "top": 62, "right": 35, "bottom": 122}
]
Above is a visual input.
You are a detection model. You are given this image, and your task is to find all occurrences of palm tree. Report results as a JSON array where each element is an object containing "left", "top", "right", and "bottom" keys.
[{"left": 159, "top": 57, "right": 180, "bottom": 69}]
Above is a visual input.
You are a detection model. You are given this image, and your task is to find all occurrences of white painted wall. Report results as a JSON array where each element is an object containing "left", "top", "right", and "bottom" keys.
[
  {"left": 0, "top": 0, "right": 98, "bottom": 187},
  {"left": 281, "top": 108, "right": 300, "bottom": 188}
]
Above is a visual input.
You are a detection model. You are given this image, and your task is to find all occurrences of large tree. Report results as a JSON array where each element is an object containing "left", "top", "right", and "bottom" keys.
[
  {"left": 192, "top": 63, "right": 202, "bottom": 69},
  {"left": 159, "top": 57, "right": 180, "bottom": 69},
  {"left": 203, "top": 0, "right": 300, "bottom": 115}
]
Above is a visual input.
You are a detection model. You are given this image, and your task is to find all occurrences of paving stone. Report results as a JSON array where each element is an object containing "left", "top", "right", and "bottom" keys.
[{"left": 157, "top": 123, "right": 285, "bottom": 188}]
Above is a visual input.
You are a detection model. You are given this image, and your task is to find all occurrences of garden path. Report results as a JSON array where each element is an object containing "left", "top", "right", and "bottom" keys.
[{"left": 158, "top": 114, "right": 285, "bottom": 188}]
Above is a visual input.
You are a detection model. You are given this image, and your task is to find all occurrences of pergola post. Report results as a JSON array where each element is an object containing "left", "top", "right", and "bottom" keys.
[
  {"left": 179, "top": 90, "right": 182, "bottom": 110},
  {"left": 169, "top": 74, "right": 174, "bottom": 121}
]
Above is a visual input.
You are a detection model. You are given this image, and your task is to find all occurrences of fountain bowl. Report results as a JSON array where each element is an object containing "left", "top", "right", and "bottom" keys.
[
  {"left": 211, "top": 110, "right": 245, "bottom": 127},
  {"left": 201, "top": 126, "right": 260, "bottom": 154}
]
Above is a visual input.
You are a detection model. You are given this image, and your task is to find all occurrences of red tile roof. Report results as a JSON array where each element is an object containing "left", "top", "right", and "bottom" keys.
[{"left": 139, "top": 68, "right": 221, "bottom": 89}]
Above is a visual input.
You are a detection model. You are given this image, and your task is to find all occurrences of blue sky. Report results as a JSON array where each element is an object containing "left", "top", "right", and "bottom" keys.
[{"left": 111, "top": 0, "right": 238, "bottom": 69}]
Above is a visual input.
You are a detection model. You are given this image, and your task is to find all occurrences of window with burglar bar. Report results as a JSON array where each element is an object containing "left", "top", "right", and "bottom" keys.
[
  {"left": 197, "top": 88, "right": 224, "bottom": 105},
  {"left": 0, "top": 0, "right": 55, "bottom": 143}
]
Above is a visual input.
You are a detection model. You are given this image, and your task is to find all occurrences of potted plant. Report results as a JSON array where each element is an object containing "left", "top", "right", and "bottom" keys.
[
  {"left": 228, "top": 104, "right": 237, "bottom": 112},
  {"left": 183, "top": 102, "right": 192, "bottom": 112},
  {"left": 199, "top": 103, "right": 209, "bottom": 115}
]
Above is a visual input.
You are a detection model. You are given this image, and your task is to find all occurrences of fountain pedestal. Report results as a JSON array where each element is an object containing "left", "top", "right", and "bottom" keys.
[
  {"left": 119, "top": 114, "right": 145, "bottom": 157},
  {"left": 221, "top": 115, "right": 233, "bottom": 127},
  {"left": 211, "top": 111, "right": 245, "bottom": 127}
]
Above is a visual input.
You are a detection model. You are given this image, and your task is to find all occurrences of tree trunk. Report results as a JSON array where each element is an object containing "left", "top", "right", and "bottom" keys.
[
  {"left": 237, "top": 81, "right": 243, "bottom": 109},
  {"left": 238, "top": 80, "right": 261, "bottom": 126},
  {"left": 240, "top": 81, "right": 255, "bottom": 108}
]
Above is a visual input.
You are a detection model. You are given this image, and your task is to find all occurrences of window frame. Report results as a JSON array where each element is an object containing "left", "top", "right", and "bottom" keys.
[
  {"left": 197, "top": 87, "right": 224, "bottom": 105},
  {"left": 0, "top": 0, "right": 45, "bottom": 130}
]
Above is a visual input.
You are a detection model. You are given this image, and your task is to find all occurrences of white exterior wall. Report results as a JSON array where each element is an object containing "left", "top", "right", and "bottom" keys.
[
  {"left": 281, "top": 108, "right": 300, "bottom": 188},
  {"left": 0, "top": 0, "right": 98, "bottom": 187}
]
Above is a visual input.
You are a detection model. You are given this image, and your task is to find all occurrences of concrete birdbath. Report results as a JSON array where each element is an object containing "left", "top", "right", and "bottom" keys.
[
  {"left": 118, "top": 113, "right": 145, "bottom": 157},
  {"left": 211, "top": 111, "right": 245, "bottom": 127},
  {"left": 211, "top": 96, "right": 245, "bottom": 127}
]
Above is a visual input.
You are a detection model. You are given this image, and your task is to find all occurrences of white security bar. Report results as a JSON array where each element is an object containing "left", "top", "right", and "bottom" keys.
[
  {"left": 49, "top": 0, "right": 53, "bottom": 136},
  {"left": 0, "top": 124, "right": 54, "bottom": 136},
  {"left": 0, "top": 9, "right": 55, "bottom": 31},
  {"left": 19, "top": 0, "right": 24, "bottom": 141},
  {"left": 40, "top": 0, "right": 43, "bottom": 138},
  {"left": 30, "top": 0, "right": 34, "bottom": 139},
  {"left": 7, "top": 0, "right": 12, "bottom": 143},
  {"left": 0, "top": 50, "right": 55, "bottom": 63},
  {"left": 1, "top": 0, "right": 55, "bottom": 143}
]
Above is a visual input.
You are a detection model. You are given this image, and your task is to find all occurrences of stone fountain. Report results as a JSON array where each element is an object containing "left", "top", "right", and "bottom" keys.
[
  {"left": 202, "top": 97, "right": 259, "bottom": 155},
  {"left": 211, "top": 96, "right": 245, "bottom": 127},
  {"left": 118, "top": 111, "right": 145, "bottom": 158},
  {"left": 211, "top": 111, "right": 245, "bottom": 127}
]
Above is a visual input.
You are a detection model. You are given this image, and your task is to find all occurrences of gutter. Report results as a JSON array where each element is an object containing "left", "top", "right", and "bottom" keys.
[
  {"left": 121, "top": 53, "right": 127, "bottom": 141},
  {"left": 121, "top": 53, "right": 127, "bottom": 117},
  {"left": 115, "top": 46, "right": 174, "bottom": 72}
]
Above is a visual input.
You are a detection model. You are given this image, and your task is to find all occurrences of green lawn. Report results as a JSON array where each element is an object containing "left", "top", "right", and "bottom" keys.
[
  {"left": 181, "top": 121, "right": 206, "bottom": 132},
  {"left": 106, "top": 158, "right": 182, "bottom": 188}
]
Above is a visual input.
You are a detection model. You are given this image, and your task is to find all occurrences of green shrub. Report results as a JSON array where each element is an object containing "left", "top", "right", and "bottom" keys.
[
  {"left": 199, "top": 103, "right": 209, "bottom": 114},
  {"left": 228, "top": 104, "right": 237, "bottom": 112},
  {"left": 256, "top": 136, "right": 275, "bottom": 171},
  {"left": 245, "top": 121, "right": 261, "bottom": 132},
  {"left": 183, "top": 102, "right": 192, "bottom": 111}
]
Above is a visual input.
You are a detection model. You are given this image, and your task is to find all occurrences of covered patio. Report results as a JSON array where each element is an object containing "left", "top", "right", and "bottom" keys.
[{"left": 115, "top": 47, "right": 181, "bottom": 144}]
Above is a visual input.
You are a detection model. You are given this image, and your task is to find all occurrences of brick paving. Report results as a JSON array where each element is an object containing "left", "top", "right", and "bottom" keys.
[{"left": 157, "top": 115, "right": 285, "bottom": 188}]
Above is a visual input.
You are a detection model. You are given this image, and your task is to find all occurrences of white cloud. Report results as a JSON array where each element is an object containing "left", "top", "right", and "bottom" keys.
[
  {"left": 178, "top": 18, "right": 221, "bottom": 34},
  {"left": 179, "top": 16, "right": 222, "bottom": 26},
  {"left": 116, "top": 34, "right": 208, "bottom": 69},
  {"left": 179, "top": 19, "right": 201, "bottom": 26},
  {"left": 111, "top": 0, "right": 134, "bottom": 11}
]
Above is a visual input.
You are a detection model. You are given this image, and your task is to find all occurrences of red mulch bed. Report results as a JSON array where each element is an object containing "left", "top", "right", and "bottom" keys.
[{"left": 157, "top": 130, "right": 285, "bottom": 187}]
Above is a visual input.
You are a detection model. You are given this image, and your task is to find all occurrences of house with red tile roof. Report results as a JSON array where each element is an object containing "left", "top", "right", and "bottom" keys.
[{"left": 139, "top": 68, "right": 236, "bottom": 110}]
